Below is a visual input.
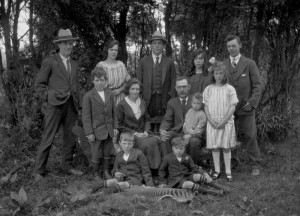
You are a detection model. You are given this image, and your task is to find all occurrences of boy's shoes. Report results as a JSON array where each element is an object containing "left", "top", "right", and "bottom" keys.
[
  {"left": 251, "top": 168, "right": 260, "bottom": 176},
  {"left": 103, "top": 170, "right": 113, "bottom": 180}
]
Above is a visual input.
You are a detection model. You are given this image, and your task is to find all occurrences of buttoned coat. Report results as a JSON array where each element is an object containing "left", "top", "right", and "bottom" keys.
[
  {"left": 136, "top": 55, "right": 176, "bottom": 110},
  {"left": 159, "top": 96, "right": 192, "bottom": 133},
  {"left": 112, "top": 148, "right": 154, "bottom": 186},
  {"left": 225, "top": 55, "right": 261, "bottom": 116},
  {"left": 158, "top": 152, "right": 205, "bottom": 187},
  {"left": 82, "top": 88, "right": 117, "bottom": 140},
  {"left": 34, "top": 54, "right": 81, "bottom": 111},
  {"left": 116, "top": 97, "right": 151, "bottom": 134}
]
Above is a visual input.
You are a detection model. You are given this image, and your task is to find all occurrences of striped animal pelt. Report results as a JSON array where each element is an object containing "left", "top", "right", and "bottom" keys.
[{"left": 123, "top": 186, "right": 194, "bottom": 203}]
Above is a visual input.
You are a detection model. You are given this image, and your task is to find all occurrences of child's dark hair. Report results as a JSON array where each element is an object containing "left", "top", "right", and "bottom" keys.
[
  {"left": 91, "top": 66, "right": 107, "bottom": 81},
  {"left": 171, "top": 136, "right": 187, "bottom": 148},
  {"left": 192, "top": 92, "right": 203, "bottom": 101},
  {"left": 119, "top": 130, "right": 134, "bottom": 142},
  {"left": 210, "top": 61, "right": 227, "bottom": 84}
]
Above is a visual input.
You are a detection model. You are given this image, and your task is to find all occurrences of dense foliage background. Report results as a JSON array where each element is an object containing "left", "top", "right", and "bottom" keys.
[{"left": 0, "top": 0, "right": 299, "bottom": 164}]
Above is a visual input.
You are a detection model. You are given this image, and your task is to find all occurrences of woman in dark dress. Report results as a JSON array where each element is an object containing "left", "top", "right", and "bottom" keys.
[
  {"left": 116, "top": 78, "right": 161, "bottom": 170},
  {"left": 187, "top": 48, "right": 210, "bottom": 94}
]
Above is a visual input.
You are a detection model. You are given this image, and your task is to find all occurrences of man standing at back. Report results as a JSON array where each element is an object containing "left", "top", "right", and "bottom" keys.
[
  {"left": 34, "top": 29, "right": 83, "bottom": 181},
  {"left": 136, "top": 31, "right": 176, "bottom": 119},
  {"left": 224, "top": 34, "right": 262, "bottom": 176}
]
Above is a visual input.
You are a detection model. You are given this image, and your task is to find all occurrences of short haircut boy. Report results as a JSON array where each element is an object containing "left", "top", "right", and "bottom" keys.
[
  {"left": 91, "top": 66, "right": 108, "bottom": 81},
  {"left": 192, "top": 92, "right": 203, "bottom": 101},
  {"left": 171, "top": 136, "right": 187, "bottom": 148},
  {"left": 119, "top": 130, "right": 134, "bottom": 142}
]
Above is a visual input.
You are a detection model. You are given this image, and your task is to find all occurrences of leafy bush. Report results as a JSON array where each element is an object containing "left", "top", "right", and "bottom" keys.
[{"left": 256, "top": 105, "right": 296, "bottom": 143}]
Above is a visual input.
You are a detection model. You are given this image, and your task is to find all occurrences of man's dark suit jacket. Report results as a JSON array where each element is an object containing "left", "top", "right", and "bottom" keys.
[
  {"left": 225, "top": 55, "right": 261, "bottom": 116},
  {"left": 82, "top": 88, "right": 117, "bottom": 140},
  {"left": 116, "top": 97, "right": 151, "bottom": 134},
  {"left": 158, "top": 152, "right": 205, "bottom": 187},
  {"left": 159, "top": 96, "right": 192, "bottom": 133},
  {"left": 136, "top": 55, "right": 176, "bottom": 111},
  {"left": 112, "top": 148, "right": 154, "bottom": 186},
  {"left": 34, "top": 54, "right": 81, "bottom": 111}
]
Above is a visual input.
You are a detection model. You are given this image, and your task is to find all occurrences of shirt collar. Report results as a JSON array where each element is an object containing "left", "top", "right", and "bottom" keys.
[
  {"left": 152, "top": 53, "right": 162, "bottom": 63},
  {"left": 230, "top": 53, "right": 241, "bottom": 61},
  {"left": 179, "top": 97, "right": 188, "bottom": 103},
  {"left": 59, "top": 54, "right": 70, "bottom": 62}
]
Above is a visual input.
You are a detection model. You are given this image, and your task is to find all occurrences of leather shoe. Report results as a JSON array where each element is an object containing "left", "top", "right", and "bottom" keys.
[
  {"left": 103, "top": 170, "right": 113, "bottom": 180},
  {"left": 67, "top": 168, "right": 84, "bottom": 176},
  {"left": 34, "top": 173, "right": 44, "bottom": 182},
  {"left": 251, "top": 168, "right": 260, "bottom": 176}
]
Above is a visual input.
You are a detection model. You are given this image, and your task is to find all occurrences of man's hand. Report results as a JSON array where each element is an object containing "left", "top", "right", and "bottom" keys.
[
  {"left": 135, "top": 132, "right": 145, "bottom": 138},
  {"left": 143, "top": 131, "right": 149, "bottom": 137},
  {"left": 242, "top": 101, "right": 253, "bottom": 112},
  {"left": 86, "top": 134, "right": 95, "bottom": 142},
  {"left": 159, "top": 129, "right": 170, "bottom": 141},
  {"left": 203, "top": 173, "right": 212, "bottom": 183},
  {"left": 158, "top": 184, "right": 167, "bottom": 188},
  {"left": 114, "top": 172, "right": 124, "bottom": 178}
]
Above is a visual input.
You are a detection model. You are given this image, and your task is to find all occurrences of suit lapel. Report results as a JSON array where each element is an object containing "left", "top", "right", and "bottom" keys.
[
  {"left": 161, "top": 55, "right": 167, "bottom": 85},
  {"left": 92, "top": 88, "right": 105, "bottom": 105},
  {"left": 55, "top": 54, "right": 70, "bottom": 83},
  {"left": 185, "top": 96, "right": 192, "bottom": 115},
  {"left": 235, "top": 55, "right": 247, "bottom": 80},
  {"left": 175, "top": 98, "right": 184, "bottom": 121}
]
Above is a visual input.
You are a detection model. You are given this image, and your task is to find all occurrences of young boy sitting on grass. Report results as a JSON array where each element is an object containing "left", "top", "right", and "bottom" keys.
[
  {"left": 158, "top": 136, "right": 213, "bottom": 193},
  {"left": 91, "top": 130, "right": 154, "bottom": 194}
]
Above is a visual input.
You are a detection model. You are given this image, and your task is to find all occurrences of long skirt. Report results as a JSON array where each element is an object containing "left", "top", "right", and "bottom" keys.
[{"left": 134, "top": 135, "right": 161, "bottom": 169}]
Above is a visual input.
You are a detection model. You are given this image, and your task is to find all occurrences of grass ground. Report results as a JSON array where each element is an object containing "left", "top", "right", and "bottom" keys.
[{"left": 0, "top": 135, "right": 299, "bottom": 216}]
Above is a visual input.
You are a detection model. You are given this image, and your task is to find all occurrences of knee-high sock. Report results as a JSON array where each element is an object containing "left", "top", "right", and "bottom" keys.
[
  {"left": 223, "top": 150, "right": 231, "bottom": 174},
  {"left": 212, "top": 150, "right": 220, "bottom": 173}
]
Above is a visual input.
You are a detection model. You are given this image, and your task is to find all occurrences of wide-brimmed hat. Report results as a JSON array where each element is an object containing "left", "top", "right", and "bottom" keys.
[
  {"left": 149, "top": 31, "right": 167, "bottom": 44},
  {"left": 53, "top": 29, "right": 79, "bottom": 43}
]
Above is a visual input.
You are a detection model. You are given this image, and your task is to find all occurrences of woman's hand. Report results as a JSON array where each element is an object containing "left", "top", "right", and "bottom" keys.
[
  {"left": 112, "top": 88, "right": 121, "bottom": 96},
  {"left": 135, "top": 133, "right": 145, "bottom": 138},
  {"left": 158, "top": 184, "right": 167, "bottom": 188},
  {"left": 86, "top": 134, "right": 95, "bottom": 142},
  {"left": 216, "top": 121, "right": 226, "bottom": 129},
  {"left": 143, "top": 131, "right": 149, "bottom": 137}
]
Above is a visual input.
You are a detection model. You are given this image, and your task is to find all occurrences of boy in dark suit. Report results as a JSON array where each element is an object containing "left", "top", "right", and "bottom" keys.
[
  {"left": 82, "top": 67, "right": 118, "bottom": 180},
  {"left": 158, "top": 136, "right": 212, "bottom": 193},
  {"left": 90, "top": 131, "right": 154, "bottom": 193}
]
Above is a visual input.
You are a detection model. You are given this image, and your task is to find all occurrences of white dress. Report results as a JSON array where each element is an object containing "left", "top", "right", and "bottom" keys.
[
  {"left": 203, "top": 84, "right": 239, "bottom": 149},
  {"left": 96, "top": 60, "right": 130, "bottom": 105}
]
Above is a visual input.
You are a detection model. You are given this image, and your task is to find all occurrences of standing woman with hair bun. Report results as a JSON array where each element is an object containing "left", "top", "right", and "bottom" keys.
[{"left": 95, "top": 39, "right": 131, "bottom": 105}]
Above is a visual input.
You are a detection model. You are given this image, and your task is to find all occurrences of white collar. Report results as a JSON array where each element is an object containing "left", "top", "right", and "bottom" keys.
[
  {"left": 152, "top": 53, "right": 162, "bottom": 63},
  {"left": 179, "top": 97, "right": 188, "bottom": 104},
  {"left": 230, "top": 53, "right": 241, "bottom": 61},
  {"left": 59, "top": 54, "right": 70, "bottom": 62}
]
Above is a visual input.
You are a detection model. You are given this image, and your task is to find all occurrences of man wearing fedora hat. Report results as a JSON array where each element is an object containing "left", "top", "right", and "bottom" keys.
[
  {"left": 34, "top": 29, "right": 83, "bottom": 181},
  {"left": 136, "top": 31, "right": 176, "bottom": 119}
]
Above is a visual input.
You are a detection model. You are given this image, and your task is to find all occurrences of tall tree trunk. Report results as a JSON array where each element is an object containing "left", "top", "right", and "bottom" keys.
[{"left": 164, "top": 0, "right": 173, "bottom": 57}]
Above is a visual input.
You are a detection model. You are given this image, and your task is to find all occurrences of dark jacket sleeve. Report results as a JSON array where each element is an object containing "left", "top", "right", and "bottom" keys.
[
  {"left": 138, "top": 151, "right": 154, "bottom": 186},
  {"left": 82, "top": 92, "right": 93, "bottom": 135},
  {"left": 143, "top": 110, "right": 151, "bottom": 132},
  {"left": 169, "top": 61, "right": 177, "bottom": 99},
  {"left": 158, "top": 157, "right": 169, "bottom": 185},
  {"left": 111, "top": 154, "right": 121, "bottom": 175},
  {"left": 112, "top": 94, "right": 118, "bottom": 129},
  {"left": 160, "top": 101, "right": 174, "bottom": 131},
  {"left": 248, "top": 60, "right": 261, "bottom": 109},
  {"left": 116, "top": 102, "right": 135, "bottom": 133},
  {"left": 136, "top": 58, "right": 143, "bottom": 82},
  {"left": 34, "top": 58, "right": 52, "bottom": 100}
]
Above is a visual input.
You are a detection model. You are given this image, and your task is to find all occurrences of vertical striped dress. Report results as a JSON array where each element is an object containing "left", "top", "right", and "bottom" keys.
[
  {"left": 96, "top": 61, "right": 131, "bottom": 105},
  {"left": 203, "top": 84, "right": 239, "bottom": 149}
]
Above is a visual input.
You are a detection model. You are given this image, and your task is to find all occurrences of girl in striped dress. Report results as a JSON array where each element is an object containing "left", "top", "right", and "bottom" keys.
[
  {"left": 96, "top": 39, "right": 131, "bottom": 105},
  {"left": 203, "top": 61, "right": 238, "bottom": 182}
]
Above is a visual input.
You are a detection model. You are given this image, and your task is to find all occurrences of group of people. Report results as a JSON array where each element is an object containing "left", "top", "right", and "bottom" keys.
[{"left": 33, "top": 28, "right": 262, "bottom": 192}]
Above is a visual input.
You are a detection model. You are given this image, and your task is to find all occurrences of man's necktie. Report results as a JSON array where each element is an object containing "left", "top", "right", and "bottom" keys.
[
  {"left": 156, "top": 56, "right": 159, "bottom": 66},
  {"left": 181, "top": 99, "right": 186, "bottom": 115},
  {"left": 66, "top": 59, "right": 71, "bottom": 73},
  {"left": 232, "top": 58, "right": 237, "bottom": 68}
]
